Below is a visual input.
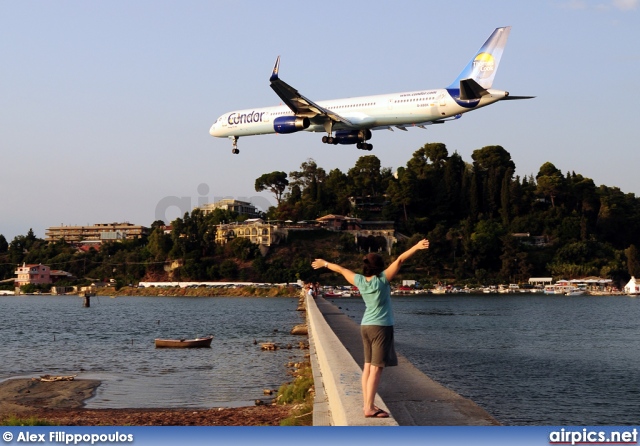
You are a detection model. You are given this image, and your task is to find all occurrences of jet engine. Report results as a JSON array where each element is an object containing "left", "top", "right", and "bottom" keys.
[{"left": 273, "top": 116, "right": 310, "bottom": 134}]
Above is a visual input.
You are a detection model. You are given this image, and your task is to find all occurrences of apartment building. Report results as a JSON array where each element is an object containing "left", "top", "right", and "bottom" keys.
[
  {"left": 198, "top": 199, "right": 261, "bottom": 219},
  {"left": 46, "top": 222, "right": 149, "bottom": 244}
]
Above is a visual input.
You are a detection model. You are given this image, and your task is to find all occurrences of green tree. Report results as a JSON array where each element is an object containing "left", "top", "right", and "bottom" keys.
[
  {"left": 348, "top": 155, "right": 384, "bottom": 197},
  {"left": 255, "top": 171, "right": 289, "bottom": 205},
  {"left": 471, "top": 146, "right": 515, "bottom": 217},
  {"left": 219, "top": 259, "right": 238, "bottom": 279},
  {"left": 536, "top": 162, "right": 565, "bottom": 208},
  {"left": 147, "top": 227, "right": 172, "bottom": 260},
  {"left": 625, "top": 244, "right": 640, "bottom": 277}
]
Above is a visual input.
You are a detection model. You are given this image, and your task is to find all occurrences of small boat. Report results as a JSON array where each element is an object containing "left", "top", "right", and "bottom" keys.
[
  {"left": 154, "top": 336, "right": 213, "bottom": 348},
  {"left": 323, "top": 291, "right": 343, "bottom": 298}
]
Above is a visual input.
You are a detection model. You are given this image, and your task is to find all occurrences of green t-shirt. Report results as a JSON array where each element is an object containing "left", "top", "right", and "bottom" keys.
[{"left": 354, "top": 272, "right": 394, "bottom": 326}]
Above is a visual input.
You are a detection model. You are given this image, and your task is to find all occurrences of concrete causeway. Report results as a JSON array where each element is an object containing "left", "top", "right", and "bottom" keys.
[{"left": 306, "top": 295, "right": 500, "bottom": 426}]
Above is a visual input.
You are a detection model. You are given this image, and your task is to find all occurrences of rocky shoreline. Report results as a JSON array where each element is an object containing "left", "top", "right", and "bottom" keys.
[
  {"left": 0, "top": 378, "right": 293, "bottom": 426},
  {"left": 87, "top": 285, "right": 301, "bottom": 298}
]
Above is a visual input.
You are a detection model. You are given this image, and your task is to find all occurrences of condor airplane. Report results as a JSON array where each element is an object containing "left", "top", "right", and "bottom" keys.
[{"left": 210, "top": 26, "right": 533, "bottom": 154}]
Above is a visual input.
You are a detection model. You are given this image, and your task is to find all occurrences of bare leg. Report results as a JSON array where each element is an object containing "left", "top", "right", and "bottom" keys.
[{"left": 362, "top": 363, "right": 385, "bottom": 416}]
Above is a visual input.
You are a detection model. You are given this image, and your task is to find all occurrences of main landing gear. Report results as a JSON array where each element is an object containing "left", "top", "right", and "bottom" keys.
[
  {"left": 321, "top": 135, "right": 338, "bottom": 145},
  {"left": 230, "top": 136, "right": 239, "bottom": 154},
  {"left": 321, "top": 135, "right": 373, "bottom": 150}
]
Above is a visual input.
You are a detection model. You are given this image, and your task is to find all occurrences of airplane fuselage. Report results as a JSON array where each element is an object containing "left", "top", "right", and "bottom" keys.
[
  {"left": 210, "top": 27, "right": 532, "bottom": 154},
  {"left": 209, "top": 88, "right": 507, "bottom": 138}
]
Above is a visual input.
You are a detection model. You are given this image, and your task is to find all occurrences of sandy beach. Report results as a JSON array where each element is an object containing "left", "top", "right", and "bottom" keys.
[{"left": 0, "top": 378, "right": 292, "bottom": 426}]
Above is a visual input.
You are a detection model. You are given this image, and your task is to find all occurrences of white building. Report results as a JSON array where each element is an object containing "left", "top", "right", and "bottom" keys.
[
  {"left": 198, "top": 199, "right": 261, "bottom": 219},
  {"left": 624, "top": 276, "right": 639, "bottom": 295}
]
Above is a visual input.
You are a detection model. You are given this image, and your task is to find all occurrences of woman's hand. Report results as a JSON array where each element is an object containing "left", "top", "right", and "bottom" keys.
[
  {"left": 414, "top": 239, "right": 430, "bottom": 250},
  {"left": 312, "top": 259, "right": 328, "bottom": 270}
]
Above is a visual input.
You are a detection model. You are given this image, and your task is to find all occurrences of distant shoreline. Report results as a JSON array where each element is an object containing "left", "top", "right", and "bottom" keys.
[{"left": 93, "top": 285, "right": 301, "bottom": 298}]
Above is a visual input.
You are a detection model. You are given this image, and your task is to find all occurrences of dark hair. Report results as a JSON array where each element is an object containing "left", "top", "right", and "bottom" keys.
[{"left": 363, "top": 253, "right": 385, "bottom": 277}]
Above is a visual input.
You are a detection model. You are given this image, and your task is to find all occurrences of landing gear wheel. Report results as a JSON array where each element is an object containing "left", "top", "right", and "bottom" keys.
[
  {"left": 230, "top": 136, "right": 240, "bottom": 154},
  {"left": 327, "top": 136, "right": 335, "bottom": 144},
  {"left": 322, "top": 136, "right": 328, "bottom": 143}
]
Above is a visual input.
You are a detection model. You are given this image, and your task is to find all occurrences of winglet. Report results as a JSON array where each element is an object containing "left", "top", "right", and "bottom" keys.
[{"left": 270, "top": 56, "right": 280, "bottom": 82}]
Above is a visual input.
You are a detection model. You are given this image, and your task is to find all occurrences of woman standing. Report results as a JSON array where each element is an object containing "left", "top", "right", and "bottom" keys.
[{"left": 311, "top": 239, "right": 429, "bottom": 418}]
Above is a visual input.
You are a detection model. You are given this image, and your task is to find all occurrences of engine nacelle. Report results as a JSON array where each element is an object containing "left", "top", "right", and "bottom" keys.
[
  {"left": 334, "top": 129, "right": 372, "bottom": 145},
  {"left": 273, "top": 116, "right": 310, "bottom": 134}
]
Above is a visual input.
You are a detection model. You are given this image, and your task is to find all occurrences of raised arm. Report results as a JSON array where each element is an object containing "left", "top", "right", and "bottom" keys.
[
  {"left": 384, "top": 239, "right": 429, "bottom": 282},
  {"left": 311, "top": 259, "right": 357, "bottom": 286}
]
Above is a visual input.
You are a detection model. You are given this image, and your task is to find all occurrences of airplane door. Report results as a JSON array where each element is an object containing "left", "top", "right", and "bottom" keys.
[
  {"left": 438, "top": 93, "right": 447, "bottom": 116},
  {"left": 388, "top": 98, "right": 394, "bottom": 110}
]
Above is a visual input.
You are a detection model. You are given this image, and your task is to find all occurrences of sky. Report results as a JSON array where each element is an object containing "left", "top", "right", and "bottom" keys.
[{"left": 1, "top": 0, "right": 638, "bottom": 241}]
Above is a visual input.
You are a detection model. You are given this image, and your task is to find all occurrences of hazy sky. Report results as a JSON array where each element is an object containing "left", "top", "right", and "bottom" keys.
[{"left": 1, "top": 0, "right": 638, "bottom": 241}]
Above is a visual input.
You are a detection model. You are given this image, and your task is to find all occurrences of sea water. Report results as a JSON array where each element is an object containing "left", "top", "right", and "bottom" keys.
[
  {"left": 338, "top": 293, "right": 640, "bottom": 425},
  {"left": 0, "top": 295, "right": 306, "bottom": 408}
]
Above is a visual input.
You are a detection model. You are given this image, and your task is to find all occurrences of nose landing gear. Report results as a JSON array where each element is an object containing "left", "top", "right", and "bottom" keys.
[{"left": 230, "top": 136, "right": 239, "bottom": 154}]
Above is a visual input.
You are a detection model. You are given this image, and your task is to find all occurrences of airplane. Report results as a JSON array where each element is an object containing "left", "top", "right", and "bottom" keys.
[{"left": 209, "top": 26, "right": 533, "bottom": 154}]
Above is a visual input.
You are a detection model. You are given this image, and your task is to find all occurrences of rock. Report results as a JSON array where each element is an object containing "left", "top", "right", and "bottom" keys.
[{"left": 290, "top": 324, "right": 308, "bottom": 335}]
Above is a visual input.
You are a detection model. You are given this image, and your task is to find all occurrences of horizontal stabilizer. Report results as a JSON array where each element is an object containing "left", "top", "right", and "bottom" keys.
[
  {"left": 459, "top": 79, "right": 488, "bottom": 100},
  {"left": 502, "top": 95, "right": 536, "bottom": 100}
]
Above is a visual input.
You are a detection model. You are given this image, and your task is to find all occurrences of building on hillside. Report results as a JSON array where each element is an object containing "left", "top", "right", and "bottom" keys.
[
  {"left": 50, "top": 270, "right": 75, "bottom": 283},
  {"left": 215, "top": 219, "right": 285, "bottom": 247},
  {"left": 348, "top": 195, "right": 389, "bottom": 215},
  {"left": 316, "top": 214, "right": 397, "bottom": 254},
  {"left": 315, "top": 214, "right": 361, "bottom": 230},
  {"left": 198, "top": 199, "right": 262, "bottom": 219},
  {"left": 14, "top": 263, "right": 74, "bottom": 288},
  {"left": 15, "top": 263, "right": 51, "bottom": 287},
  {"left": 46, "top": 222, "right": 149, "bottom": 244},
  {"left": 511, "top": 233, "right": 549, "bottom": 247}
]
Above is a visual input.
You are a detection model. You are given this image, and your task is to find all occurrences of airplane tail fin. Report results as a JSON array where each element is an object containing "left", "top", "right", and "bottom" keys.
[{"left": 447, "top": 26, "right": 511, "bottom": 91}]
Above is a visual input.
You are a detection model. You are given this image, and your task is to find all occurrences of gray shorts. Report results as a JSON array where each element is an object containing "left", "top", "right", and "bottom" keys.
[{"left": 361, "top": 325, "right": 398, "bottom": 368}]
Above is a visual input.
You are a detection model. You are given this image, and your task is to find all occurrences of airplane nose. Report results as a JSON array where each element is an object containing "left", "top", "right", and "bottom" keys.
[{"left": 209, "top": 122, "right": 218, "bottom": 136}]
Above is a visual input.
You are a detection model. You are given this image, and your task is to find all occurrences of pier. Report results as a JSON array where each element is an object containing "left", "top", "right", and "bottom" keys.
[{"left": 306, "top": 295, "right": 500, "bottom": 426}]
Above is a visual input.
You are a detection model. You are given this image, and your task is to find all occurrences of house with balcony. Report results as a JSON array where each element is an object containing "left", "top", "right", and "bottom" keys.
[{"left": 15, "top": 263, "right": 51, "bottom": 287}]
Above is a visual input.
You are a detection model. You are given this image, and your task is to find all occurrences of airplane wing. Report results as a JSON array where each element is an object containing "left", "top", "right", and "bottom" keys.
[{"left": 269, "top": 57, "right": 354, "bottom": 127}]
